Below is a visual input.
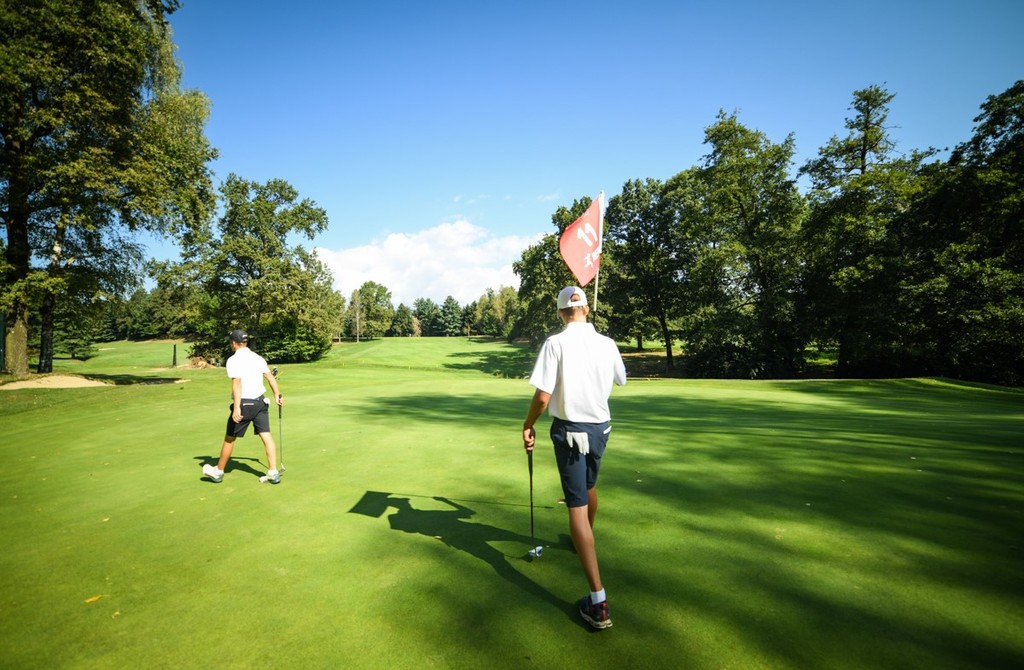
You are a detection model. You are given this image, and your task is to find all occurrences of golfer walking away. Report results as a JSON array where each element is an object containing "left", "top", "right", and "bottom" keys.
[
  {"left": 202, "top": 329, "right": 284, "bottom": 484},
  {"left": 522, "top": 286, "right": 627, "bottom": 630}
]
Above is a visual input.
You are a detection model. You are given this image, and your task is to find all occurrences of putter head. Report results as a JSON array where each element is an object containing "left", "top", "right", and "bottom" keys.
[{"left": 528, "top": 545, "right": 543, "bottom": 558}]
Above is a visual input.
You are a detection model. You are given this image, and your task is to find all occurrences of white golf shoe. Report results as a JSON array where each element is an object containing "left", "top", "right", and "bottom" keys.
[{"left": 202, "top": 463, "right": 224, "bottom": 483}]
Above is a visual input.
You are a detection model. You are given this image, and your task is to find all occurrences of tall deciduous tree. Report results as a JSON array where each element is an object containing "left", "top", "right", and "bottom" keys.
[
  {"left": 152, "top": 175, "right": 338, "bottom": 362},
  {"left": 346, "top": 281, "right": 393, "bottom": 339},
  {"left": 696, "top": 112, "right": 806, "bottom": 377},
  {"left": 604, "top": 178, "right": 680, "bottom": 368},
  {"left": 261, "top": 250, "right": 344, "bottom": 361},
  {"left": 800, "top": 85, "right": 927, "bottom": 376},
  {"left": 0, "top": 0, "right": 217, "bottom": 374},
  {"left": 900, "top": 81, "right": 1024, "bottom": 385},
  {"left": 473, "top": 286, "right": 519, "bottom": 339}
]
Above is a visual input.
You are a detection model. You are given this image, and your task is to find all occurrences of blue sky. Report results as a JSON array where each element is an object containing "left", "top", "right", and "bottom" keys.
[{"left": 163, "top": 0, "right": 1023, "bottom": 306}]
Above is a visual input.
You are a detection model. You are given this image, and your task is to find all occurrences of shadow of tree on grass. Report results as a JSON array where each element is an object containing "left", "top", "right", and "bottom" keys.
[{"left": 442, "top": 339, "right": 536, "bottom": 379}]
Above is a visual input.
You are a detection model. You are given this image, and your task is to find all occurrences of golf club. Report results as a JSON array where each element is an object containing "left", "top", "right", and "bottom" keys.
[
  {"left": 272, "top": 367, "right": 285, "bottom": 473},
  {"left": 527, "top": 450, "right": 543, "bottom": 558},
  {"left": 278, "top": 396, "right": 284, "bottom": 472}
]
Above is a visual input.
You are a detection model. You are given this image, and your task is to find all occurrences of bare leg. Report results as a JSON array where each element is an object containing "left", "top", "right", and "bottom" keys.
[
  {"left": 588, "top": 486, "right": 598, "bottom": 528},
  {"left": 258, "top": 432, "right": 278, "bottom": 471},
  {"left": 217, "top": 436, "right": 236, "bottom": 471},
  {"left": 568, "top": 499, "right": 602, "bottom": 593}
]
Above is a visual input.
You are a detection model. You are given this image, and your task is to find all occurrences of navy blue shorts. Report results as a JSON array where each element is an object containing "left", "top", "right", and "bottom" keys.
[
  {"left": 550, "top": 418, "right": 611, "bottom": 507},
  {"left": 225, "top": 396, "right": 270, "bottom": 437}
]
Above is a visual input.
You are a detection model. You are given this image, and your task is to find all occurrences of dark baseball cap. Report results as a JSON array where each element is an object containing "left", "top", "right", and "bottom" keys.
[{"left": 229, "top": 329, "right": 249, "bottom": 344}]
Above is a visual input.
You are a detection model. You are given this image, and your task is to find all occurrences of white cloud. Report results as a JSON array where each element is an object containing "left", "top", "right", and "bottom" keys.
[
  {"left": 452, "top": 193, "right": 490, "bottom": 205},
  {"left": 315, "top": 219, "right": 543, "bottom": 307}
]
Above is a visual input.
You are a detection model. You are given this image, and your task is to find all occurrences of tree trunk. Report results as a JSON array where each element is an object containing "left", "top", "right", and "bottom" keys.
[
  {"left": 4, "top": 139, "right": 32, "bottom": 376},
  {"left": 37, "top": 214, "right": 69, "bottom": 374},
  {"left": 36, "top": 291, "right": 55, "bottom": 373},
  {"left": 4, "top": 303, "right": 30, "bottom": 376},
  {"left": 3, "top": 218, "right": 31, "bottom": 375},
  {"left": 658, "top": 311, "right": 674, "bottom": 370},
  {"left": 836, "top": 328, "right": 854, "bottom": 377}
]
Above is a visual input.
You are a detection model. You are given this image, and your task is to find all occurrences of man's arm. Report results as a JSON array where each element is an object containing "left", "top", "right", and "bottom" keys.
[
  {"left": 522, "top": 389, "right": 550, "bottom": 452},
  {"left": 231, "top": 377, "right": 243, "bottom": 422},
  {"left": 264, "top": 371, "right": 283, "bottom": 406},
  {"left": 614, "top": 352, "right": 627, "bottom": 386}
]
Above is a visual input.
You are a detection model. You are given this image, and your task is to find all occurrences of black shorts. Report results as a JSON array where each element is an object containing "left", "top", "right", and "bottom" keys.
[
  {"left": 550, "top": 418, "right": 611, "bottom": 507},
  {"left": 226, "top": 396, "right": 270, "bottom": 437}
]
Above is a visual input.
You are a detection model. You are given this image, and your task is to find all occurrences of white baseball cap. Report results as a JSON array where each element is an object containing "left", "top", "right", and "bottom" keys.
[{"left": 556, "top": 286, "right": 588, "bottom": 310}]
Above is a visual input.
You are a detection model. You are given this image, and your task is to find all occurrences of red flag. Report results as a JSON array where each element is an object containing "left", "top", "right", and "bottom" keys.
[{"left": 559, "top": 193, "right": 604, "bottom": 287}]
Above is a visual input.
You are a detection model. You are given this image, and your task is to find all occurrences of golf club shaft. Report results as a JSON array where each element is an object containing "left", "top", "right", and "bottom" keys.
[
  {"left": 528, "top": 450, "right": 534, "bottom": 540},
  {"left": 272, "top": 368, "right": 284, "bottom": 472},
  {"left": 278, "top": 397, "right": 284, "bottom": 471}
]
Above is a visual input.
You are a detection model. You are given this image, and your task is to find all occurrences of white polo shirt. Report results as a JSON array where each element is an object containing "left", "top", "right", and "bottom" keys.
[
  {"left": 225, "top": 346, "right": 270, "bottom": 399},
  {"left": 528, "top": 321, "right": 627, "bottom": 423}
]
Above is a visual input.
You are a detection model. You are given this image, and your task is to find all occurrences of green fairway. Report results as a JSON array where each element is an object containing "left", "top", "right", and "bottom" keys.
[{"left": 1, "top": 339, "right": 1022, "bottom": 669}]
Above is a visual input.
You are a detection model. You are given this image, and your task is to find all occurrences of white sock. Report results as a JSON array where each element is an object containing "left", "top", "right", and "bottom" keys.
[{"left": 591, "top": 589, "right": 606, "bottom": 605}]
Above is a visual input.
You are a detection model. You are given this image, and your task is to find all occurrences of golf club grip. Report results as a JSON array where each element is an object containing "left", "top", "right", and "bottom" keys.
[{"left": 528, "top": 450, "right": 533, "bottom": 477}]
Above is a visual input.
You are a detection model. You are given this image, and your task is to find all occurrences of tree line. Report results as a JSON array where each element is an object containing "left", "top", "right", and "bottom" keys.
[
  {"left": 92, "top": 279, "right": 519, "bottom": 360},
  {"left": 3, "top": 2, "right": 1021, "bottom": 384},
  {"left": 514, "top": 83, "right": 1021, "bottom": 386}
]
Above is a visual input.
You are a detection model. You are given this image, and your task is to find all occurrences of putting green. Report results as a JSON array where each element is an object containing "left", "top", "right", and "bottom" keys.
[{"left": 1, "top": 339, "right": 1021, "bottom": 668}]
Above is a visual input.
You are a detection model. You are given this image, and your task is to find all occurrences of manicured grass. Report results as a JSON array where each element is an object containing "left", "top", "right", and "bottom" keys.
[{"left": 1, "top": 339, "right": 1022, "bottom": 668}]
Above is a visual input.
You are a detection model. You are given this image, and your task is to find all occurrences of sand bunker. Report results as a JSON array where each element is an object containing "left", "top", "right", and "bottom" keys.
[{"left": 1, "top": 375, "right": 108, "bottom": 390}]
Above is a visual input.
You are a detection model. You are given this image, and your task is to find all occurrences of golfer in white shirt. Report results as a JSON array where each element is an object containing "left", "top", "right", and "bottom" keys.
[
  {"left": 202, "top": 329, "right": 284, "bottom": 484},
  {"left": 522, "top": 286, "right": 626, "bottom": 629}
]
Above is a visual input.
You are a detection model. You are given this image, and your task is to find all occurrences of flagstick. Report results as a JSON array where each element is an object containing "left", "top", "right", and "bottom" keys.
[{"left": 592, "top": 191, "right": 604, "bottom": 324}]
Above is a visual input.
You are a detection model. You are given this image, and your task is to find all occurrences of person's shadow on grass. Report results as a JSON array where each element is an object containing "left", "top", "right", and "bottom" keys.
[
  {"left": 193, "top": 455, "right": 265, "bottom": 482},
  {"left": 350, "top": 491, "right": 584, "bottom": 627}
]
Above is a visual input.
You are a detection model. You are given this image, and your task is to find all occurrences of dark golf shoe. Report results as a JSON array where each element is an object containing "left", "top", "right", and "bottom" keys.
[{"left": 578, "top": 596, "right": 612, "bottom": 630}]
